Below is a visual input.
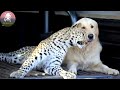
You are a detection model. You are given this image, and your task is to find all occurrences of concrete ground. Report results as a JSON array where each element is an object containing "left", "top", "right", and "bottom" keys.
[{"left": 0, "top": 61, "right": 120, "bottom": 79}]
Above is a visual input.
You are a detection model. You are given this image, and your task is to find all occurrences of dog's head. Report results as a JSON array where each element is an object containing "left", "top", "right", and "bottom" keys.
[{"left": 71, "top": 18, "right": 99, "bottom": 42}]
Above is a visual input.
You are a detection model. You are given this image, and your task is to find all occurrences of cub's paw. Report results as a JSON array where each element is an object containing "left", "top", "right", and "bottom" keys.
[
  {"left": 10, "top": 70, "right": 25, "bottom": 79},
  {"left": 104, "top": 68, "right": 119, "bottom": 75},
  {"left": 60, "top": 70, "right": 76, "bottom": 79}
]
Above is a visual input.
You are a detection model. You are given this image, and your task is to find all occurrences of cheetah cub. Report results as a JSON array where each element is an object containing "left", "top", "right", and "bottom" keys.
[{"left": 8, "top": 26, "right": 87, "bottom": 79}]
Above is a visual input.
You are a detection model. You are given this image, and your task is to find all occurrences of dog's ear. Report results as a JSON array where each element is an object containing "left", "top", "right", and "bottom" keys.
[{"left": 71, "top": 23, "right": 81, "bottom": 29}]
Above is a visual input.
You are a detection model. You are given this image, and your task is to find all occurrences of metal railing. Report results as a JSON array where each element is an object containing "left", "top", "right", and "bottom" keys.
[{"left": 44, "top": 11, "right": 78, "bottom": 33}]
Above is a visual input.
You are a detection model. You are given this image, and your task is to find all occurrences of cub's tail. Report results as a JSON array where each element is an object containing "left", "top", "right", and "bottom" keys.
[{"left": 0, "top": 46, "right": 36, "bottom": 64}]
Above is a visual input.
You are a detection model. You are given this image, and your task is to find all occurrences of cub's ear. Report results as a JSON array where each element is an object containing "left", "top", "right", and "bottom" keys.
[{"left": 71, "top": 23, "right": 81, "bottom": 29}]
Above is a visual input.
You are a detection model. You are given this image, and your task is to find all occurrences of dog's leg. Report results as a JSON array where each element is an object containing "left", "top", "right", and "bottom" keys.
[
  {"left": 86, "top": 62, "right": 119, "bottom": 75},
  {"left": 82, "top": 53, "right": 119, "bottom": 75},
  {"left": 67, "top": 62, "right": 78, "bottom": 74}
]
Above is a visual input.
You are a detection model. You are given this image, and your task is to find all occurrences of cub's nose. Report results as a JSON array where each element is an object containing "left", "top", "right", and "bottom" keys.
[
  {"left": 77, "top": 41, "right": 83, "bottom": 45},
  {"left": 88, "top": 34, "right": 93, "bottom": 40}
]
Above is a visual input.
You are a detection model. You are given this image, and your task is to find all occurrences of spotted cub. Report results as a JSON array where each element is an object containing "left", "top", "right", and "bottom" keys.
[{"left": 2, "top": 26, "right": 87, "bottom": 79}]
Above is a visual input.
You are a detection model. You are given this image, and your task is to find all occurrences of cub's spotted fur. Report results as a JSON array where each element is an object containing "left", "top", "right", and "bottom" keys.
[
  {"left": 0, "top": 46, "right": 36, "bottom": 64},
  {"left": 0, "top": 27, "right": 87, "bottom": 79}
]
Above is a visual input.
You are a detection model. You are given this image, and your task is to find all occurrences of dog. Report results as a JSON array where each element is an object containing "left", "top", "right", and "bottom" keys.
[{"left": 63, "top": 18, "right": 119, "bottom": 75}]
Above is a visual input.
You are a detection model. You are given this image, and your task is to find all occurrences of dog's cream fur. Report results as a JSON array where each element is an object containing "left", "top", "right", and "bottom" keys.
[{"left": 63, "top": 18, "right": 119, "bottom": 75}]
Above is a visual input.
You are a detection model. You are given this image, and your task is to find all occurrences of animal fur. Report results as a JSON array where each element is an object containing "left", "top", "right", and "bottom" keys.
[{"left": 63, "top": 18, "right": 119, "bottom": 75}]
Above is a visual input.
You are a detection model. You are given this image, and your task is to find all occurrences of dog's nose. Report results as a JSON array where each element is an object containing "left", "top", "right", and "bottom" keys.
[{"left": 88, "top": 34, "right": 93, "bottom": 40}]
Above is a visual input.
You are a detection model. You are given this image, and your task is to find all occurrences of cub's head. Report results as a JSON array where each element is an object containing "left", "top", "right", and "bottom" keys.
[{"left": 69, "top": 26, "right": 87, "bottom": 49}]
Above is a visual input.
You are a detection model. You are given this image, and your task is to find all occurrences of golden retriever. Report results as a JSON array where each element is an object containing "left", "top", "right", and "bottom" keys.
[{"left": 63, "top": 18, "right": 119, "bottom": 75}]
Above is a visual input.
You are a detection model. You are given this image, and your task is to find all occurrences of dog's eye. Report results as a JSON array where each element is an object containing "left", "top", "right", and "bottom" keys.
[
  {"left": 91, "top": 25, "right": 94, "bottom": 28},
  {"left": 81, "top": 26, "right": 85, "bottom": 29},
  {"left": 77, "top": 41, "right": 83, "bottom": 45}
]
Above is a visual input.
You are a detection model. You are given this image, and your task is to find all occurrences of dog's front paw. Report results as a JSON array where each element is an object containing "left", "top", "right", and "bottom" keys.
[
  {"left": 105, "top": 68, "right": 119, "bottom": 75},
  {"left": 10, "top": 70, "right": 25, "bottom": 79},
  {"left": 68, "top": 68, "right": 77, "bottom": 74}
]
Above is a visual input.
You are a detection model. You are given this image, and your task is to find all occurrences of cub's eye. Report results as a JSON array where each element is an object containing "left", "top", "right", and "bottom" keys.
[
  {"left": 81, "top": 26, "right": 85, "bottom": 29},
  {"left": 91, "top": 25, "right": 94, "bottom": 28},
  {"left": 77, "top": 41, "right": 83, "bottom": 45}
]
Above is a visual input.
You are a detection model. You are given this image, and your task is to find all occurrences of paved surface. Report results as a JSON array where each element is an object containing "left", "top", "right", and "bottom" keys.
[{"left": 0, "top": 61, "right": 120, "bottom": 79}]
